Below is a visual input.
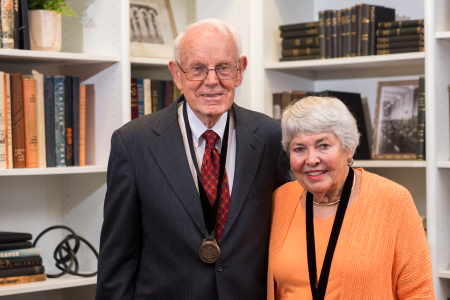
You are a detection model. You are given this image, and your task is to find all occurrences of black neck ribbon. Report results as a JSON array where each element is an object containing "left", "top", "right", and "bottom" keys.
[
  {"left": 182, "top": 101, "right": 230, "bottom": 241},
  {"left": 306, "top": 167, "right": 354, "bottom": 300}
]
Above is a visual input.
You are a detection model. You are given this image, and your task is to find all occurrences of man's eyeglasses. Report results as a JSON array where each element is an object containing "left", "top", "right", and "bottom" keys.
[{"left": 177, "top": 63, "right": 241, "bottom": 81}]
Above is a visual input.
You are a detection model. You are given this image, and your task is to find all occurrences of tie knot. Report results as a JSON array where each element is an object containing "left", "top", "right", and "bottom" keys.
[{"left": 203, "top": 130, "right": 219, "bottom": 149}]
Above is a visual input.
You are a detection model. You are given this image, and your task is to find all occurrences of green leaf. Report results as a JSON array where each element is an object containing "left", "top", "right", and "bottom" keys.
[{"left": 28, "top": 0, "right": 77, "bottom": 17}]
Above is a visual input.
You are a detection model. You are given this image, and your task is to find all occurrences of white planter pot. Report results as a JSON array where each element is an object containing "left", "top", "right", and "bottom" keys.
[{"left": 29, "top": 10, "right": 62, "bottom": 52}]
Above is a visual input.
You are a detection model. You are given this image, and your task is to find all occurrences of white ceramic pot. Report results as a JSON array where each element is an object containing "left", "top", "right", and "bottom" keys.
[{"left": 29, "top": 10, "right": 62, "bottom": 52}]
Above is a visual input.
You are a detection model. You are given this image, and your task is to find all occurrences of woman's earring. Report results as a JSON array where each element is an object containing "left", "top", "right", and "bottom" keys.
[{"left": 346, "top": 157, "right": 354, "bottom": 167}]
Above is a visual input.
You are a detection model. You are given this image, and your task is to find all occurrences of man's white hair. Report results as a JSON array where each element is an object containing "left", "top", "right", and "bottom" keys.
[{"left": 173, "top": 18, "right": 243, "bottom": 63}]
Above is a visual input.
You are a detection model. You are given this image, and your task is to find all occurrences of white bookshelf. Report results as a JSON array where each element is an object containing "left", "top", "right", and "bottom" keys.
[
  {"left": 130, "top": 57, "right": 171, "bottom": 67},
  {"left": 353, "top": 160, "right": 427, "bottom": 168},
  {"left": 0, "top": 166, "right": 107, "bottom": 176},
  {"left": 435, "top": 31, "right": 450, "bottom": 40}
]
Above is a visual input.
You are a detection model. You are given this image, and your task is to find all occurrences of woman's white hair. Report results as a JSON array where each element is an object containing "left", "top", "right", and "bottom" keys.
[
  {"left": 281, "top": 96, "right": 360, "bottom": 156},
  {"left": 173, "top": 18, "right": 243, "bottom": 63}
]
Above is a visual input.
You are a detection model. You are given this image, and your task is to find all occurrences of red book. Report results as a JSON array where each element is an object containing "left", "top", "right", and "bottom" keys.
[
  {"left": 10, "top": 73, "right": 26, "bottom": 168},
  {"left": 164, "top": 81, "right": 173, "bottom": 108},
  {"left": 131, "top": 78, "right": 138, "bottom": 120},
  {"left": 79, "top": 85, "right": 86, "bottom": 166}
]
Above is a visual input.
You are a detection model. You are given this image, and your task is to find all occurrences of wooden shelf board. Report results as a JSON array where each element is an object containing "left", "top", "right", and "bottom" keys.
[
  {"left": 0, "top": 275, "right": 96, "bottom": 296},
  {"left": 0, "top": 49, "right": 119, "bottom": 65},
  {"left": 439, "top": 270, "right": 450, "bottom": 279},
  {"left": 436, "top": 31, "right": 450, "bottom": 39},
  {"left": 437, "top": 161, "right": 450, "bottom": 168},
  {"left": 0, "top": 165, "right": 107, "bottom": 176},
  {"left": 130, "top": 56, "right": 171, "bottom": 67},
  {"left": 265, "top": 52, "right": 425, "bottom": 72},
  {"left": 353, "top": 160, "right": 426, "bottom": 168}
]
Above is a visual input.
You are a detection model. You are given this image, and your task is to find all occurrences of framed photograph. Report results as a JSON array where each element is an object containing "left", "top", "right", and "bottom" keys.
[
  {"left": 130, "top": 0, "right": 177, "bottom": 59},
  {"left": 372, "top": 80, "right": 419, "bottom": 159}
]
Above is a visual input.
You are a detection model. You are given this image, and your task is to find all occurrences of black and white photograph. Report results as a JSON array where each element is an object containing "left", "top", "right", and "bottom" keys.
[
  {"left": 372, "top": 80, "right": 419, "bottom": 159},
  {"left": 130, "top": 3, "right": 165, "bottom": 44}
]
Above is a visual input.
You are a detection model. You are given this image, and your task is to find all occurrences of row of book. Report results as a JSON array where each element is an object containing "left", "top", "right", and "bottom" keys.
[
  {"left": 0, "top": 71, "right": 87, "bottom": 169},
  {"left": 0, "top": 232, "right": 45, "bottom": 287},
  {"left": 131, "top": 79, "right": 181, "bottom": 120},
  {"left": 0, "top": 0, "right": 31, "bottom": 49},
  {"left": 376, "top": 20, "right": 424, "bottom": 55}
]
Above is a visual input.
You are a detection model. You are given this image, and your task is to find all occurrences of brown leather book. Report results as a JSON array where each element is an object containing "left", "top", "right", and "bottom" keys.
[
  {"left": 10, "top": 73, "right": 26, "bottom": 168},
  {"left": 79, "top": 85, "right": 86, "bottom": 166},
  {"left": 23, "top": 78, "right": 38, "bottom": 168},
  {"left": 0, "top": 273, "right": 46, "bottom": 286}
]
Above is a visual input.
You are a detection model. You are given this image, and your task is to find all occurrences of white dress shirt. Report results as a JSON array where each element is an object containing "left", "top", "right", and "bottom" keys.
[{"left": 177, "top": 101, "right": 236, "bottom": 195}]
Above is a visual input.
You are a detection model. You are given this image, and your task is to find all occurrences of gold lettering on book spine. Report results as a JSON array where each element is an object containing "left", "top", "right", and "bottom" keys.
[
  {"left": 295, "top": 39, "right": 300, "bottom": 46},
  {"left": 397, "top": 28, "right": 400, "bottom": 36},
  {"left": 306, "top": 22, "right": 317, "bottom": 28},
  {"left": 307, "top": 37, "right": 313, "bottom": 45},
  {"left": 362, "top": 33, "right": 368, "bottom": 41},
  {"left": 399, "top": 21, "right": 402, "bottom": 28},
  {"left": 293, "top": 49, "right": 299, "bottom": 56}
]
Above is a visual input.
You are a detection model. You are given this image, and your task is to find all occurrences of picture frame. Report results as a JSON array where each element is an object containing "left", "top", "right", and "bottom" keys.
[
  {"left": 372, "top": 80, "right": 419, "bottom": 159},
  {"left": 130, "top": 0, "right": 178, "bottom": 59}
]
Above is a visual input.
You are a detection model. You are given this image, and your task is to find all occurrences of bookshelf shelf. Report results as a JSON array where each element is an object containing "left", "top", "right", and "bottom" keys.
[
  {"left": 435, "top": 31, "right": 450, "bottom": 40},
  {"left": 130, "top": 57, "right": 171, "bottom": 67},
  {"left": 264, "top": 52, "right": 425, "bottom": 72},
  {"left": 439, "top": 270, "right": 450, "bottom": 279},
  {"left": 0, "top": 49, "right": 120, "bottom": 65},
  {"left": 353, "top": 160, "right": 427, "bottom": 168},
  {"left": 437, "top": 161, "right": 450, "bottom": 168},
  {"left": 0, "top": 275, "right": 97, "bottom": 296},
  {"left": 0, "top": 166, "right": 107, "bottom": 176}
]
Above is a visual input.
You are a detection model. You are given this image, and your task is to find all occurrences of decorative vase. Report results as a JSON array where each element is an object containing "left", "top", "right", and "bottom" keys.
[{"left": 28, "top": 10, "right": 62, "bottom": 52}]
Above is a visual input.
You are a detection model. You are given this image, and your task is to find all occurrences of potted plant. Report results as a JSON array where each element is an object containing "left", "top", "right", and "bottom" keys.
[{"left": 28, "top": 0, "right": 77, "bottom": 52}]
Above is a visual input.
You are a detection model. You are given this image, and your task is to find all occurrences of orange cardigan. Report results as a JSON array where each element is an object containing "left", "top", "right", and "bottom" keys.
[{"left": 268, "top": 169, "right": 435, "bottom": 300}]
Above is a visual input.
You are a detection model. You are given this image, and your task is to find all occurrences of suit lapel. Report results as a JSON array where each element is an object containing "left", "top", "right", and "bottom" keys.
[
  {"left": 221, "top": 104, "right": 265, "bottom": 242},
  {"left": 148, "top": 97, "right": 205, "bottom": 234}
]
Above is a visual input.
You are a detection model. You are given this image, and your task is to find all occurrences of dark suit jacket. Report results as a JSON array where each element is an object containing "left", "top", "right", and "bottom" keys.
[{"left": 96, "top": 96, "right": 291, "bottom": 300}]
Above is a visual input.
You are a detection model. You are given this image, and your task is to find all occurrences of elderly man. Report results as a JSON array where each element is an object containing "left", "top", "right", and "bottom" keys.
[{"left": 96, "top": 18, "right": 290, "bottom": 300}]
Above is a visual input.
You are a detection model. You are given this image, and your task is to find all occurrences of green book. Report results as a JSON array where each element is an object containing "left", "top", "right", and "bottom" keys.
[
  {"left": 0, "top": 248, "right": 41, "bottom": 259},
  {"left": 417, "top": 77, "right": 425, "bottom": 160}
]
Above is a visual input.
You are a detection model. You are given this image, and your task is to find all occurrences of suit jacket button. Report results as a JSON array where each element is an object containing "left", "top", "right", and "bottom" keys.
[{"left": 217, "top": 264, "right": 223, "bottom": 272}]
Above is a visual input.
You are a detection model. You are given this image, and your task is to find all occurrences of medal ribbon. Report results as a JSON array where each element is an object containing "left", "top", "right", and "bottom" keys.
[
  {"left": 306, "top": 167, "right": 354, "bottom": 300},
  {"left": 182, "top": 101, "right": 230, "bottom": 240}
]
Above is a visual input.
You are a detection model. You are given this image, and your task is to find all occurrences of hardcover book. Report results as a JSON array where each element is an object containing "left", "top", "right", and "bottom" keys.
[
  {"left": 0, "top": 71, "right": 5, "bottom": 169},
  {"left": 318, "top": 11, "right": 325, "bottom": 59},
  {"left": 72, "top": 76, "right": 80, "bottom": 166},
  {"left": 377, "top": 40, "right": 425, "bottom": 49},
  {"left": 137, "top": 78, "right": 144, "bottom": 117},
  {"left": 18, "top": 0, "right": 30, "bottom": 49},
  {"left": 79, "top": 84, "right": 86, "bottom": 166},
  {"left": 272, "top": 93, "right": 282, "bottom": 120},
  {"left": 157, "top": 80, "right": 165, "bottom": 111},
  {"left": 360, "top": 4, "right": 370, "bottom": 56},
  {"left": 0, "top": 265, "right": 44, "bottom": 278},
  {"left": 280, "top": 55, "right": 320, "bottom": 62},
  {"left": 376, "top": 27, "right": 424, "bottom": 37},
  {"left": 64, "top": 76, "right": 73, "bottom": 166},
  {"left": 31, "top": 70, "right": 46, "bottom": 168},
  {"left": 44, "top": 76, "right": 56, "bottom": 167},
  {"left": 22, "top": 78, "right": 38, "bottom": 168},
  {"left": 279, "top": 21, "right": 319, "bottom": 32},
  {"left": 282, "top": 47, "right": 320, "bottom": 57},
  {"left": 1, "top": 0, "right": 15, "bottom": 49},
  {"left": 164, "top": 81, "right": 173, "bottom": 108},
  {"left": 369, "top": 5, "right": 395, "bottom": 55},
  {"left": 130, "top": 78, "right": 138, "bottom": 120},
  {"left": 280, "top": 28, "right": 319, "bottom": 39},
  {"left": 325, "top": 10, "right": 332, "bottom": 58},
  {"left": 282, "top": 37, "right": 320, "bottom": 50},
  {"left": 378, "top": 19, "right": 424, "bottom": 29},
  {"left": 13, "top": 0, "right": 18, "bottom": 48},
  {"left": 0, "top": 273, "right": 46, "bottom": 286},
  {"left": 350, "top": 6, "right": 356, "bottom": 56},
  {"left": 143, "top": 78, "right": 151, "bottom": 115},
  {"left": 4, "top": 73, "right": 13, "bottom": 169},
  {"left": 377, "top": 46, "right": 424, "bottom": 55},
  {"left": 151, "top": 80, "right": 158, "bottom": 113},
  {"left": 330, "top": 10, "right": 338, "bottom": 58},
  {"left": 0, "top": 255, "right": 41, "bottom": 269},
  {"left": 0, "top": 241, "right": 32, "bottom": 251},
  {"left": 0, "top": 248, "right": 41, "bottom": 258},
  {"left": 417, "top": 77, "right": 425, "bottom": 160},
  {"left": 54, "top": 76, "right": 65, "bottom": 167},
  {"left": 0, "top": 232, "right": 32, "bottom": 243},
  {"left": 377, "top": 34, "right": 424, "bottom": 44},
  {"left": 355, "top": 4, "right": 362, "bottom": 56},
  {"left": 10, "top": 73, "right": 26, "bottom": 168}
]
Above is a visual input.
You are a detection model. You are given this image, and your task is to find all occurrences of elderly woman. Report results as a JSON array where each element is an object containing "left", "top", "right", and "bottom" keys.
[{"left": 268, "top": 96, "right": 434, "bottom": 300}]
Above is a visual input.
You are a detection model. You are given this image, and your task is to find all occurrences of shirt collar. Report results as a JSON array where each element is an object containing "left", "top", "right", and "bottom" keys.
[{"left": 186, "top": 101, "right": 227, "bottom": 149}]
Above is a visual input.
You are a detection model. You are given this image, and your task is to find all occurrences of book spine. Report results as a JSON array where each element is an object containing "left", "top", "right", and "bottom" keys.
[
  {"left": 64, "top": 76, "right": 73, "bottom": 166},
  {"left": 0, "top": 232, "right": 32, "bottom": 243},
  {"left": 54, "top": 76, "right": 65, "bottom": 167},
  {"left": 280, "top": 28, "right": 319, "bottom": 38},
  {"left": 282, "top": 36, "right": 320, "bottom": 49},
  {"left": 164, "top": 81, "right": 173, "bottom": 108},
  {"left": 281, "top": 91, "right": 291, "bottom": 111},
  {"left": 143, "top": 78, "right": 151, "bottom": 115},
  {"left": 345, "top": 8, "right": 351, "bottom": 57},
  {"left": 0, "top": 248, "right": 41, "bottom": 258},
  {"left": 0, "top": 256, "right": 41, "bottom": 270},
  {"left": 369, "top": 6, "right": 376, "bottom": 55},
  {"left": 377, "top": 47, "right": 424, "bottom": 55},
  {"left": 377, "top": 34, "right": 424, "bottom": 44},
  {"left": 379, "top": 19, "right": 424, "bottom": 29},
  {"left": 43, "top": 76, "right": 56, "bottom": 167},
  {"left": 272, "top": 93, "right": 281, "bottom": 119},
  {"left": 72, "top": 77, "right": 80, "bottom": 166},
  {"left": 23, "top": 78, "right": 38, "bottom": 168},
  {"left": 10, "top": 73, "right": 26, "bottom": 168},
  {"left": 157, "top": 80, "right": 165, "bottom": 111},
  {"left": 0, "top": 265, "right": 44, "bottom": 278},
  {"left": 79, "top": 85, "right": 85, "bottom": 166},
  {"left": 336, "top": 10, "right": 342, "bottom": 57},
  {"left": 377, "top": 40, "right": 425, "bottom": 49},
  {"left": 0, "top": 72, "right": 5, "bottom": 169},
  {"left": 13, "top": 0, "right": 18, "bottom": 48},
  {"left": 0, "top": 273, "right": 46, "bottom": 286},
  {"left": 32, "top": 71, "right": 46, "bottom": 168},
  {"left": 279, "top": 21, "right": 319, "bottom": 32},
  {"left": 340, "top": 9, "right": 346, "bottom": 57},
  {"left": 355, "top": 4, "right": 362, "bottom": 56},
  {"left": 377, "top": 26, "right": 424, "bottom": 37},
  {"left": 279, "top": 55, "right": 321, "bottom": 62},
  {"left": 173, "top": 84, "right": 181, "bottom": 103},
  {"left": 137, "top": 78, "right": 144, "bottom": 117},
  {"left": 417, "top": 77, "right": 425, "bottom": 160},
  {"left": 0, "top": 241, "right": 32, "bottom": 251},
  {"left": 361, "top": 4, "right": 370, "bottom": 56},
  {"left": 151, "top": 80, "right": 158, "bottom": 112},
  {"left": 18, "top": 0, "right": 30, "bottom": 50},
  {"left": 130, "top": 78, "right": 138, "bottom": 120},
  {"left": 330, "top": 10, "right": 338, "bottom": 58},
  {"left": 350, "top": 6, "right": 356, "bottom": 56},
  {"left": 282, "top": 47, "right": 320, "bottom": 57},
  {"left": 318, "top": 11, "right": 325, "bottom": 59},
  {"left": 325, "top": 10, "right": 331, "bottom": 58},
  {"left": 5, "top": 74, "right": 13, "bottom": 168},
  {"left": 1, "top": 0, "right": 14, "bottom": 49}
]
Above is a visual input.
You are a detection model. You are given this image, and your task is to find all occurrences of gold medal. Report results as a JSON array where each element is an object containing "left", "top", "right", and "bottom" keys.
[{"left": 198, "top": 239, "right": 221, "bottom": 264}]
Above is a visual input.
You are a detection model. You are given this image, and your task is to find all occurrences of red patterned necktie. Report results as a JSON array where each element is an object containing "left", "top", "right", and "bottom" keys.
[{"left": 200, "top": 130, "right": 230, "bottom": 243}]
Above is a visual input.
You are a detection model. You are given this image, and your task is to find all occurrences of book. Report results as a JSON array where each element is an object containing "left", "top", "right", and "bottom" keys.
[
  {"left": 281, "top": 91, "right": 315, "bottom": 111},
  {"left": 280, "top": 28, "right": 319, "bottom": 39},
  {"left": 282, "top": 37, "right": 320, "bottom": 49},
  {"left": 44, "top": 76, "right": 56, "bottom": 167},
  {"left": 344, "top": 8, "right": 352, "bottom": 57},
  {"left": 22, "top": 77, "right": 38, "bottom": 168},
  {"left": 330, "top": 10, "right": 338, "bottom": 58},
  {"left": 130, "top": 78, "right": 138, "bottom": 120},
  {"left": 0, "top": 247, "right": 40, "bottom": 258},
  {"left": 417, "top": 77, "right": 425, "bottom": 160},
  {"left": 0, "top": 71, "right": 5, "bottom": 169},
  {"left": 336, "top": 10, "right": 342, "bottom": 57},
  {"left": 54, "top": 75, "right": 65, "bottom": 167},
  {"left": 31, "top": 70, "right": 46, "bottom": 168},
  {"left": 151, "top": 80, "right": 158, "bottom": 112},
  {"left": 350, "top": 6, "right": 356, "bottom": 57},
  {"left": 339, "top": 8, "right": 347, "bottom": 57},
  {"left": 369, "top": 5, "right": 395, "bottom": 55},
  {"left": 281, "top": 47, "right": 320, "bottom": 57},
  {"left": 13, "top": 0, "right": 18, "bottom": 48},
  {"left": 0, "top": 273, "right": 46, "bottom": 286},
  {"left": 0, "top": 232, "right": 31, "bottom": 243},
  {"left": 1, "top": 0, "right": 14, "bottom": 49},
  {"left": 157, "top": 80, "right": 165, "bottom": 111},
  {"left": 173, "top": 83, "right": 181, "bottom": 103},
  {"left": 377, "top": 40, "right": 425, "bottom": 49},
  {"left": 18, "top": 0, "right": 30, "bottom": 50},
  {"left": 377, "top": 47, "right": 424, "bottom": 55},
  {"left": 72, "top": 76, "right": 80, "bottom": 166},
  {"left": 10, "top": 73, "right": 26, "bottom": 168},
  {"left": 355, "top": 4, "right": 362, "bottom": 56},
  {"left": 0, "top": 241, "right": 31, "bottom": 251},
  {"left": 378, "top": 19, "right": 424, "bottom": 29},
  {"left": 279, "top": 55, "right": 321, "bottom": 62},
  {"left": 64, "top": 76, "right": 73, "bottom": 166},
  {"left": 317, "top": 90, "right": 371, "bottom": 160},
  {"left": 0, "top": 255, "right": 41, "bottom": 269},
  {"left": 377, "top": 34, "right": 424, "bottom": 44},
  {"left": 164, "top": 80, "right": 173, "bottom": 108},
  {"left": 79, "top": 84, "right": 86, "bottom": 166},
  {"left": 360, "top": 4, "right": 370, "bottom": 56},
  {"left": 318, "top": 11, "right": 325, "bottom": 59},
  {"left": 376, "top": 27, "right": 424, "bottom": 37},
  {"left": 279, "top": 21, "right": 319, "bottom": 32},
  {"left": 272, "top": 93, "right": 282, "bottom": 119},
  {"left": 143, "top": 78, "right": 151, "bottom": 115},
  {"left": 137, "top": 78, "right": 144, "bottom": 117},
  {"left": 325, "top": 10, "right": 331, "bottom": 58},
  {"left": 0, "top": 265, "right": 44, "bottom": 278},
  {"left": 4, "top": 73, "right": 13, "bottom": 168}
]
